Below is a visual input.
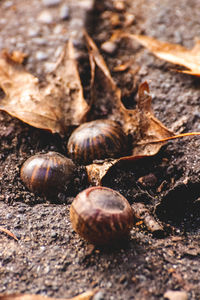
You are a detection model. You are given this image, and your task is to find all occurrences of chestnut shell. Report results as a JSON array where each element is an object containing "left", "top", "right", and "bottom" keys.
[
  {"left": 67, "top": 119, "right": 127, "bottom": 165},
  {"left": 70, "top": 186, "right": 134, "bottom": 245},
  {"left": 20, "top": 151, "right": 76, "bottom": 197}
]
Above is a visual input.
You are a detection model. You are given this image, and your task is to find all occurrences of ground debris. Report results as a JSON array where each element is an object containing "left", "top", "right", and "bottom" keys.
[
  {"left": 132, "top": 202, "right": 164, "bottom": 237},
  {"left": 0, "top": 290, "right": 98, "bottom": 300}
]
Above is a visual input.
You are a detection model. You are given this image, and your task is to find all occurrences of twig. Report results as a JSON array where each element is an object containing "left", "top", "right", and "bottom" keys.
[
  {"left": 0, "top": 226, "right": 18, "bottom": 241},
  {"left": 132, "top": 203, "right": 164, "bottom": 238},
  {"left": 138, "top": 132, "right": 200, "bottom": 145}
]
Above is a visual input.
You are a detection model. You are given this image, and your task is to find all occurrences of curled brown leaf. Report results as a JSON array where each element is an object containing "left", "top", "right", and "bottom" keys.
[
  {"left": 0, "top": 42, "right": 89, "bottom": 134},
  {"left": 126, "top": 34, "right": 200, "bottom": 76}
]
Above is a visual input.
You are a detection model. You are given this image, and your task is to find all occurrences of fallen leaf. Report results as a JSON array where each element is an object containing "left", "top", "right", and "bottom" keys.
[
  {"left": 46, "top": 41, "right": 89, "bottom": 128},
  {"left": 84, "top": 33, "right": 174, "bottom": 184},
  {"left": 127, "top": 34, "right": 200, "bottom": 76},
  {"left": 132, "top": 81, "right": 174, "bottom": 156},
  {"left": 0, "top": 42, "right": 89, "bottom": 134},
  {"left": 85, "top": 32, "right": 173, "bottom": 138},
  {"left": 0, "top": 226, "right": 18, "bottom": 241},
  {"left": 0, "top": 290, "right": 98, "bottom": 300}
]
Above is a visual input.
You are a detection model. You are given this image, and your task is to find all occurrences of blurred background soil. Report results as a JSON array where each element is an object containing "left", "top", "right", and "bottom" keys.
[{"left": 0, "top": 0, "right": 200, "bottom": 299}]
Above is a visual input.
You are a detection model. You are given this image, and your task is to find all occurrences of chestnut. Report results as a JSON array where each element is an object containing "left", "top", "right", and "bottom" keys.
[
  {"left": 70, "top": 186, "right": 134, "bottom": 245},
  {"left": 20, "top": 151, "right": 76, "bottom": 197},
  {"left": 67, "top": 119, "right": 127, "bottom": 165}
]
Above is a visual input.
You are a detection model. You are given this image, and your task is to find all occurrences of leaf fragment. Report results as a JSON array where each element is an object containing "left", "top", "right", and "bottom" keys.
[
  {"left": 86, "top": 160, "right": 118, "bottom": 186},
  {"left": 3, "top": 50, "right": 27, "bottom": 64},
  {"left": 127, "top": 34, "right": 200, "bottom": 76}
]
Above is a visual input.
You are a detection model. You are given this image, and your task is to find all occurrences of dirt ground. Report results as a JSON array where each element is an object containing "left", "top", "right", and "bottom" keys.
[{"left": 0, "top": 0, "right": 200, "bottom": 299}]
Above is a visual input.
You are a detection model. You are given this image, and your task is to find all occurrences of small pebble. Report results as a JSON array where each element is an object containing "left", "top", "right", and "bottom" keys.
[
  {"left": 59, "top": 4, "right": 70, "bottom": 20},
  {"left": 119, "top": 274, "right": 127, "bottom": 284},
  {"left": 6, "top": 213, "right": 13, "bottom": 219},
  {"left": 0, "top": 195, "right": 5, "bottom": 201},
  {"left": 137, "top": 173, "right": 157, "bottom": 187},
  {"left": 124, "top": 13, "right": 135, "bottom": 27},
  {"left": 0, "top": 19, "right": 6, "bottom": 25},
  {"left": 50, "top": 231, "right": 57, "bottom": 238},
  {"left": 10, "top": 37, "right": 17, "bottom": 44},
  {"left": 69, "top": 18, "right": 84, "bottom": 30},
  {"left": 40, "top": 246, "right": 46, "bottom": 252},
  {"left": 55, "top": 46, "right": 63, "bottom": 58},
  {"left": 27, "top": 27, "right": 40, "bottom": 37},
  {"left": 16, "top": 42, "right": 26, "bottom": 49},
  {"left": 3, "top": 0, "right": 13, "bottom": 8},
  {"left": 38, "top": 10, "right": 53, "bottom": 24},
  {"left": 93, "top": 291, "right": 104, "bottom": 300},
  {"left": 114, "top": 1, "right": 125, "bottom": 11},
  {"left": 42, "top": 0, "right": 61, "bottom": 6},
  {"left": 53, "top": 24, "right": 64, "bottom": 35},
  {"left": 35, "top": 51, "right": 48, "bottom": 61},
  {"left": 164, "top": 290, "right": 188, "bottom": 300},
  {"left": 44, "top": 62, "right": 56, "bottom": 73},
  {"left": 72, "top": 35, "right": 84, "bottom": 50},
  {"left": 18, "top": 207, "right": 26, "bottom": 214},
  {"left": 12, "top": 231, "right": 21, "bottom": 240},
  {"left": 101, "top": 41, "right": 117, "bottom": 54},
  {"left": 33, "top": 37, "right": 48, "bottom": 46}
]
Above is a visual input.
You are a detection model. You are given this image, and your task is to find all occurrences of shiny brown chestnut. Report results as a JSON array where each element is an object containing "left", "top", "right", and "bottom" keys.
[
  {"left": 70, "top": 186, "right": 134, "bottom": 245},
  {"left": 20, "top": 151, "right": 76, "bottom": 197},
  {"left": 67, "top": 119, "right": 127, "bottom": 165}
]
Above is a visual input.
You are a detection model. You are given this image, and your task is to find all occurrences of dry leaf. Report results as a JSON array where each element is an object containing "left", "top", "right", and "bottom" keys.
[
  {"left": 85, "top": 33, "right": 173, "bottom": 143},
  {"left": 0, "top": 290, "right": 98, "bottom": 300},
  {"left": 3, "top": 50, "right": 27, "bottom": 64},
  {"left": 127, "top": 34, "right": 200, "bottom": 76},
  {"left": 0, "top": 42, "right": 89, "bottom": 134},
  {"left": 85, "top": 32, "right": 130, "bottom": 126},
  {"left": 132, "top": 81, "right": 174, "bottom": 156},
  {"left": 86, "top": 160, "right": 118, "bottom": 185},
  {"left": 113, "top": 60, "right": 133, "bottom": 72},
  {"left": 86, "top": 157, "right": 142, "bottom": 185},
  {"left": 46, "top": 41, "right": 89, "bottom": 128},
  {"left": 84, "top": 33, "right": 174, "bottom": 184}
]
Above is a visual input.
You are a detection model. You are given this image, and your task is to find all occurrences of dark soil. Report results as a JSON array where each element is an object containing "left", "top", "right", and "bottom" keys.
[{"left": 1, "top": 0, "right": 200, "bottom": 299}]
